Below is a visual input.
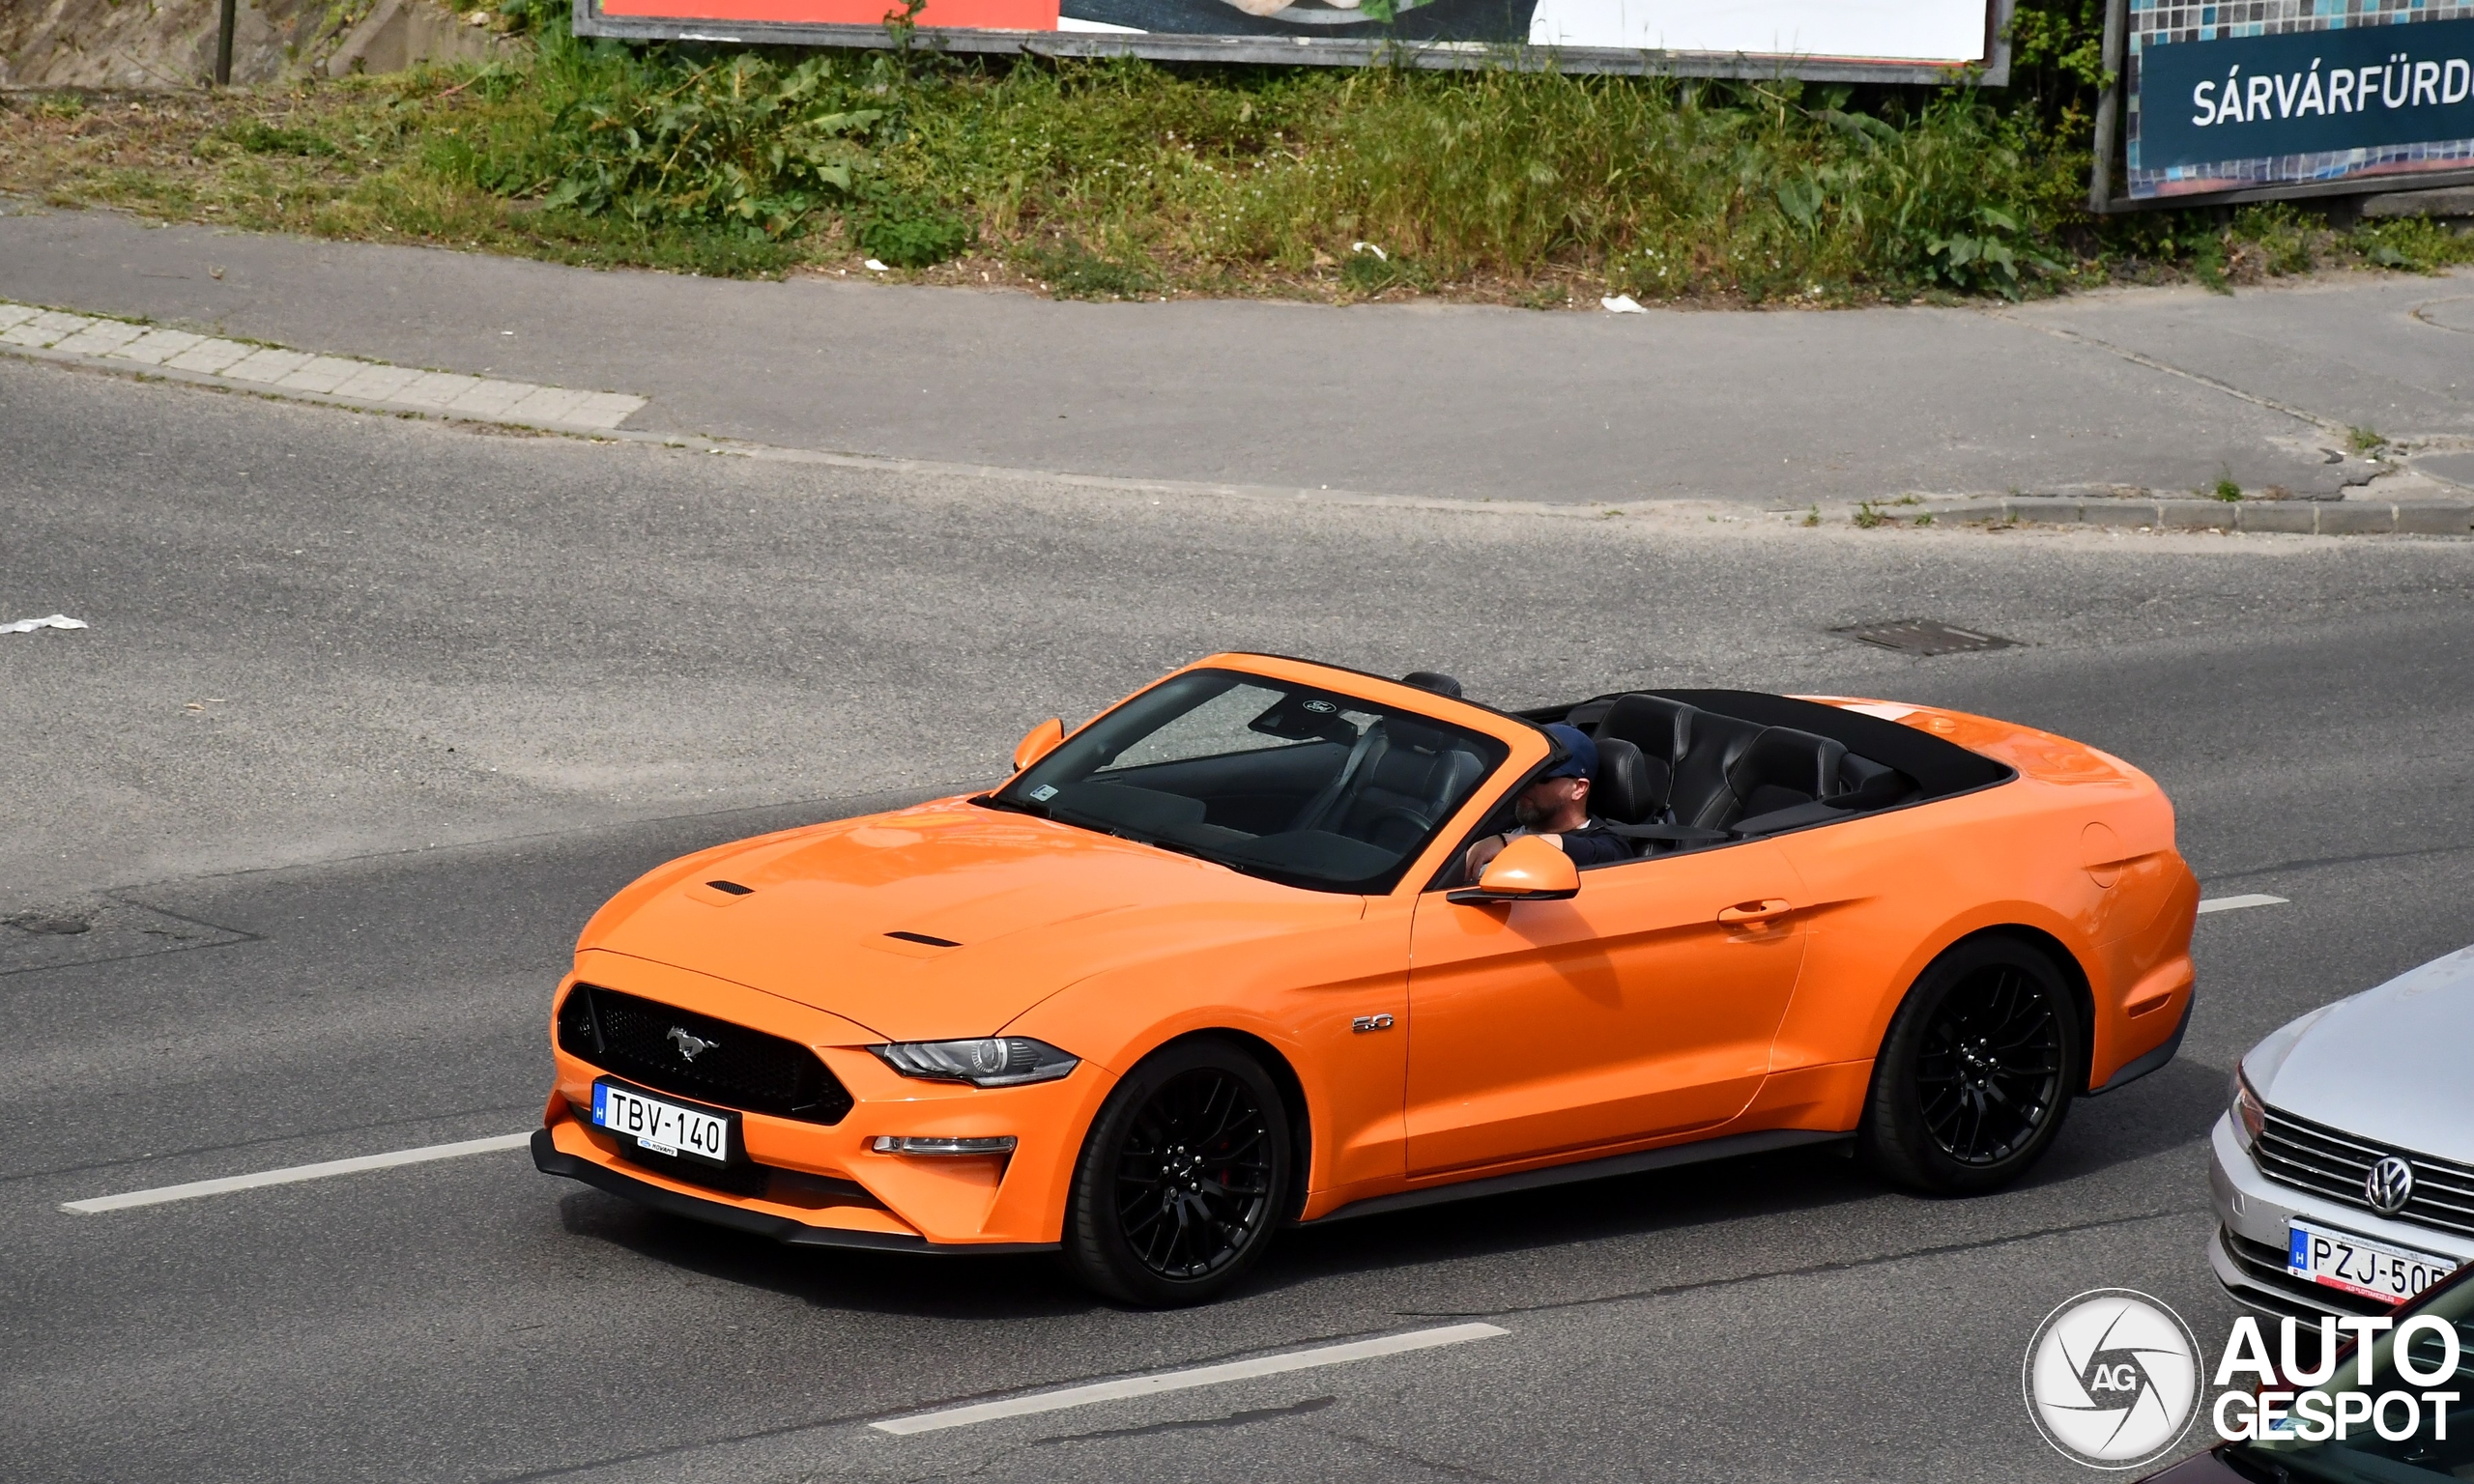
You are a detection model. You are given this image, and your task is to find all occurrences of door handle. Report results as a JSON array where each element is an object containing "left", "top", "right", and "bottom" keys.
[{"left": 1716, "top": 899, "right": 1794, "bottom": 925}]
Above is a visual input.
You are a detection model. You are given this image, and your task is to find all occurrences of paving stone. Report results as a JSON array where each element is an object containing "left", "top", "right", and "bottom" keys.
[
  {"left": 111, "top": 329, "right": 206, "bottom": 365},
  {"left": 275, "top": 357, "right": 369, "bottom": 394},
  {"left": 51, "top": 321, "right": 147, "bottom": 355},
  {"left": 2316, "top": 503, "right": 2398, "bottom": 535},
  {"left": 25, "top": 310, "right": 94, "bottom": 344},
  {"left": 390, "top": 371, "right": 484, "bottom": 409},
  {"left": 223, "top": 348, "right": 315, "bottom": 384},
  {"left": 163, "top": 339, "right": 253, "bottom": 373},
  {"left": 2159, "top": 501, "right": 2237, "bottom": 530},
  {"left": 2235, "top": 502, "right": 2319, "bottom": 533},
  {"left": 497, "top": 386, "right": 589, "bottom": 423},
  {"left": 442, "top": 379, "right": 541, "bottom": 416},
  {"left": 565, "top": 391, "right": 647, "bottom": 430},
  {"left": 0, "top": 303, "right": 35, "bottom": 331},
  {"left": 2394, "top": 503, "right": 2474, "bottom": 535},
  {"left": 330, "top": 364, "right": 422, "bottom": 400}
]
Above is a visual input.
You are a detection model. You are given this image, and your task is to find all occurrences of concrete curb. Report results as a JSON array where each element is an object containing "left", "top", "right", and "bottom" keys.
[{"left": 1939, "top": 496, "right": 2474, "bottom": 535}]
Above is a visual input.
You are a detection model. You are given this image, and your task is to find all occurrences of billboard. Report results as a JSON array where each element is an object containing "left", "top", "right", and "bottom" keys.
[
  {"left": 2125, "top": 3, "right": 2474, "bottom": 202},
  {"left": 574, "top": 0, "right": 2012, "bottom": 81}
]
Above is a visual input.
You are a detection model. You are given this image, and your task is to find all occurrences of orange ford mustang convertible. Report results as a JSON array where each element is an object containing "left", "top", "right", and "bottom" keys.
[{"left": 533, "top": 654, "right": 2199, "bottom": 1304}]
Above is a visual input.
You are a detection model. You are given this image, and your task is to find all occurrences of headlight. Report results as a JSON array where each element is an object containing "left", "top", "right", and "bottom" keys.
[
  {"left": 2231, "top": 1065, "right": 2267, "bottom": 1149},
  {"left": 871, "top": 1037, "right": 1079, "bottom": 1088}
]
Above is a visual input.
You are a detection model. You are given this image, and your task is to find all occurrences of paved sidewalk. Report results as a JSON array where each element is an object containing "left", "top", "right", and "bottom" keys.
[
  {"left": 0, "top": 302, "right": 647, "bottom": 432},
  {"left": 1, "top": 202, "right": 2467, "bottom": 506}
]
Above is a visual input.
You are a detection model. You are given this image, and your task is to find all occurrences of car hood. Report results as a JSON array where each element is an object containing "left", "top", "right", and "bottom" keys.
[
  {"left": 583, "top": 797, "right": 1359, "bottom": 1043},
  {"left": 2251, "top": 945, "right": 2474, "bottom": 1163}
]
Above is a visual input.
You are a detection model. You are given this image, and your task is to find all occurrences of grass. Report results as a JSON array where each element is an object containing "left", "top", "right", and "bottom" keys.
[{"left": 3, "top": 0, "right": 2470, "bottom": 304}]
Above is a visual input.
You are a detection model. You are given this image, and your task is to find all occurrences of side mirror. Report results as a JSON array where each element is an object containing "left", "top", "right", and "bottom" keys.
[
  {"left": 1447, "top": 835, "right": 1580, "bottom": 905},
  {"left": 1013, "top": 718, "right": 1065, "bottom": 773}
]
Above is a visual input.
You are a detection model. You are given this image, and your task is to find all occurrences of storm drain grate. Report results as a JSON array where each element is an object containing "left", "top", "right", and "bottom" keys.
[{"left": 1833, "top": 619, "right": 2019, "bottom": 656}]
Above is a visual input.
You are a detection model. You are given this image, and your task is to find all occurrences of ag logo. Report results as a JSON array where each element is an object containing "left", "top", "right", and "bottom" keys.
[{"left": 2023, "top": 1289, "right": 2201, "bottom": 1470}]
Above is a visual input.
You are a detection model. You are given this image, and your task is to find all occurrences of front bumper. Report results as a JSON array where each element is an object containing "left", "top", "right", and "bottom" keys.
[
  {"left": 2206, "top": 1112, "right": 2473, "bottom": 1319},
  {"left": 531, "top": 1129, "right": 1057, "bottom": 1253},
  {"left": 539, "top": 958, "right": 1108, "bottom": 1247}
]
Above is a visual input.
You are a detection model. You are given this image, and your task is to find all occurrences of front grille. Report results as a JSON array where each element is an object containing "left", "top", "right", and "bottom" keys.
[
  {"left": 2221, "top": 1227, "right": 2391, "bottom": 1318},
  {"left": 2255, "top": 1104, "right": 2474, "bottom": 1240},
  {"left": 558, "top": 984, "right": 853, "bottom": 1125}
]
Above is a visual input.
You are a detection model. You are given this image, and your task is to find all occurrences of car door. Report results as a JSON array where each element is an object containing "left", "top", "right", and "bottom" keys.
[{"left": 1403, "top": 841, "right": 1809, "bottom": 1177}]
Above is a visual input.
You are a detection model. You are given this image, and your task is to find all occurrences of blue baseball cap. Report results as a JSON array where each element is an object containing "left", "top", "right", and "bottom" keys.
[{"left": 1539, "top": 724, "right": 1597, "bottom": 782}]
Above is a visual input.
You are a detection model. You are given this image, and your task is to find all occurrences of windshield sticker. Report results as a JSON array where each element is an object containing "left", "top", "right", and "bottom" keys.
[{"left": 1028, "top": 785, "right": 1058, "bottom": 802}]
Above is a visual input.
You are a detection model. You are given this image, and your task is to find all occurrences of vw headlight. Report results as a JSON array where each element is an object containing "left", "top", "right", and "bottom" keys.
[
  {"left": 871, "top": 1037, "right": 1079, "bottom": 1088},
  {"left": 2230, "top": 1065, "right": 2267, "bottom": 1150}
]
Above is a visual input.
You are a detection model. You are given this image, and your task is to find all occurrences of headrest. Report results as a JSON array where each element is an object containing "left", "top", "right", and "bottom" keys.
[
  {"left": 1400, "top": 671, "right": 1464, "bottom": 699},
  {"left": 1728, "top": 726, "right": 1848, "bottom": 799},
  {"left": 1384, "top": 715, "right": 1453, "bottom": 755},
  {"left": 1592, "top": 736, "right": 1656, "bottom": 824},
  {"left": 1597, "top": 693, "right": 1694, "bottom": 764}
]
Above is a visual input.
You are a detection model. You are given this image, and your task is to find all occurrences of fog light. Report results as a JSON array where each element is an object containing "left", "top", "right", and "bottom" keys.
[{"left": 871, "top": 1135, "right": 1019, "bottom": 1156}]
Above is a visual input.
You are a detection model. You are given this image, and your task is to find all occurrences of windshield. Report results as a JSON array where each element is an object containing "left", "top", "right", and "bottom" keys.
[
  {"left": 2231, "top": 1274, "right": 2474, "bottom": 1481},
  {"left": 988, "top": 668, "right": 1510, "bottom": 894}
]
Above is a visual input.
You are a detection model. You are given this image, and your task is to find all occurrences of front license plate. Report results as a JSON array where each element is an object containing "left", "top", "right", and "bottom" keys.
[
  {"left": 592, "top": 1081, "right": 733, "bottom": 1166},
  {"left": 2287, "top": 1220, "right": 2455, "bottom": 1302}
]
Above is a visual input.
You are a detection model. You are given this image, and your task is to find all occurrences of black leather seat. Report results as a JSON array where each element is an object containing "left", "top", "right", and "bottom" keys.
[
  {"left": 1333, "top": 719, "right": 1484, "bottom": 853},
  {"left": 1720, "top": 727, "right": 1848, "bottom": 826},
  {"left": 1591, "top": 736, "right": 1656, "bottom": 825},
  {"left": 1593, "top": 694, "right": 1695, "bottom": 821},
  {"left": 1592, "top": 692, "right": 1908, "bottom": 839}
]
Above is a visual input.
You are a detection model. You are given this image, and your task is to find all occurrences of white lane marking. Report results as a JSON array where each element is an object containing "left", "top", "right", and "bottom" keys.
[
  {"left": 872, "top": 1322, "right": 1510, "bottom": 1436},
  {"left": 2197, "top": 894, "right": 2289, "bottom": 915},
  {"left": 61, "top": 1131, "right": 532, "bottom": 1213}
]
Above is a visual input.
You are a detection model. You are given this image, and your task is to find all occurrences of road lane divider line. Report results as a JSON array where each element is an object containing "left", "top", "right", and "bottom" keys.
[
  {"left": 871, "top": 1322, "right": 1510, "bottom": 1436},
  {"left": 60, "top": 1130, "right": 532, "bottom": 1213},
  {"left": 2196, "top": 894, "right": 2289, "bottom": 915}
]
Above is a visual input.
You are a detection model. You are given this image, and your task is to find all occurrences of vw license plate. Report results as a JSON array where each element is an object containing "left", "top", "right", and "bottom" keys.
[
  {"left": 592, "top": 1081, "right": 732, "bottom": 1165},
  {"left": 2287, "top": 1219, "right": 2455, "bottom": 1302}
]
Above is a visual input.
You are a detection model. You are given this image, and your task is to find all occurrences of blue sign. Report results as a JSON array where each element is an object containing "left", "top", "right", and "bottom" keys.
[{"left": 2138, "top": 16, "right": 2474, "bottom": 172}]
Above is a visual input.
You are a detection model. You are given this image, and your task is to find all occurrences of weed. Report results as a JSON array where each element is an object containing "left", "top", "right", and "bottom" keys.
[
  {"left": 855, "top": 185, "right": 971, "bottom": 267},
  {"left": 2352, "top": 218, "right": 2474, "bottom": 273},
  {"left": 1021, "top": 238, "right": 1152, "bottom": 299},
  {"left": 1853, "top": 500, "right": 1887, "bottom": 528},
  {"left": 2347, "top": 425, "right": 2388, "bottom": 454},
  {"left": 2210, "top": 474, "right": 2242, "bottom": 501},
  {"left": 1801, "top": 504, "right": 1821, "bottom": 527},
  {"left": 1914, "top": 511, "right": 1935, "bottom": 526},
  {"left": 1339, "top": 246, "right": 1429, "bottom": 296},
  {"left": 224, "top": 121, "right": 344, "bottom": 157}
]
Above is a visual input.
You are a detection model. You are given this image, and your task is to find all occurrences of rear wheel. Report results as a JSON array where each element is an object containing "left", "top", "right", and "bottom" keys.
[
  {"left": 1858, "top": 937, "right": 2082, "bottom": 1196},
  {"left": 1061, "top": 1038, "right": 1293, "bottom": 1307}
]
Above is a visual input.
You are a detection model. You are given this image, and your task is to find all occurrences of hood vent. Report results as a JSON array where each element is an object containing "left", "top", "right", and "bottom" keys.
[
  {"left": 705, "top": 880, "right": 754, "bottom": 896},
  {"left": 884, "top": 930, "right": 961, "bottom": 948}
]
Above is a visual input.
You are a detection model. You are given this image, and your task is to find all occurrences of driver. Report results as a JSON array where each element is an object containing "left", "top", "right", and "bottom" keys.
[{"left": 1462, "top": 724, "right": 1631, "bottom": 876}]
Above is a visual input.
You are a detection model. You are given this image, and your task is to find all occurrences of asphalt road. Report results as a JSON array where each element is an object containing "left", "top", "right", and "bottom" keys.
[{"left": 7, "top": 357, "right": 2474, "bottom": 1484}]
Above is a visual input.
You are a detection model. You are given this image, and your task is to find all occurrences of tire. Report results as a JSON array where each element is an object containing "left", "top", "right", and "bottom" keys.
[
  {"left": 1857, "top": 936, "right": 2083, "bottom": 1196},
  {"left": 1061, "top": 1038, "right": 1294, "bottom": 1307}
]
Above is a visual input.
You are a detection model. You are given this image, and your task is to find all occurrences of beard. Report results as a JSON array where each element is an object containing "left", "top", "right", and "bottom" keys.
[{"left": 1513, "top": 795, "right": 1553, "bottom": 829}]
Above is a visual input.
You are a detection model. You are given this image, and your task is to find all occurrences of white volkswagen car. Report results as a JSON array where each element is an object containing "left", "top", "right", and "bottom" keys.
[{"left": 2210, "top": 945, "right": 2474, "bottom": 1318}]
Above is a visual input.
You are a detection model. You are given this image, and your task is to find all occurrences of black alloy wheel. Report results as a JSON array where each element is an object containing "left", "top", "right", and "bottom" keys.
[
  {"left": 1063, "top": 1039, "right": 1293, "bottom": 1306},
  {"left": 1913, "top": 966, "right": 2064, "bottom": 1165},
  {"left": 1857, "top": 936, "right": 2083, "bottom": 1196}
]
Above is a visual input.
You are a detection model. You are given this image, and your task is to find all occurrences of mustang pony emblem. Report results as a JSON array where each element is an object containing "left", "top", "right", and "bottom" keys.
[{"left": 667, "top": 1026, "right": 719, "bottom": 1062}]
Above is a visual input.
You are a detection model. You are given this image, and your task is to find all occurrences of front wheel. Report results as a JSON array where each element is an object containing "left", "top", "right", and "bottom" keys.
[
  {"left": 1061, "top": 1038, "right": 1293, "bottom": 1307},
  {"left": 1857, "top": 936, "right": 2083, "bottom": 1196}
]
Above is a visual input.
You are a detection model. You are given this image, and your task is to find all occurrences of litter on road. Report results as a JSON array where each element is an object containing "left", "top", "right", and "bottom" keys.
[
  {"left": 1601, "top": 294, "right": 1648, "bottom": 313},
  {"left": 2, "top": 614, "right": 88, "bottom": 634}
]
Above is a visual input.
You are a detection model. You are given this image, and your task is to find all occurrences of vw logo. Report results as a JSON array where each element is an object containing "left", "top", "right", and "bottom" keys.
[
  {"left": 667, "top": 1026, "right": 719, "bottom": 1062},
  {"left": 2366, "top": 1156, "right": 2416, "bottom": 1215},
  {"left": 2023, "top": 1289, "right": 2200, "bottom": 1470}
]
